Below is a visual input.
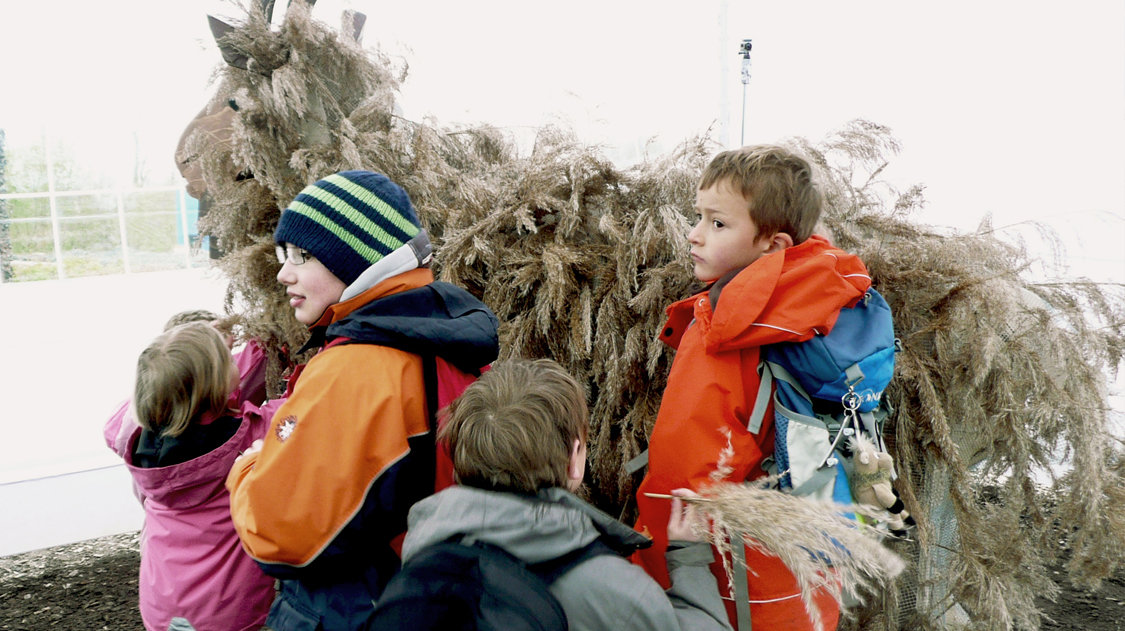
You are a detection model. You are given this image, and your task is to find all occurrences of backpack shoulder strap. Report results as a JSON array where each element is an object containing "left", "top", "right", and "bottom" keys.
[
  {"left": 747, "top": 359, "right": 814, "bottom": 435},
  {"left": 421, "top": 353, "right": 438, "bottom": 434},
  {"left": 746, "top": 361, "right": 773, "bottom": 435},
  {"left": 729, "top": 529, "right": 752, "bottom": 631},
  {"left": 624, "top": 449, "right": 649, "bottom": 475}
]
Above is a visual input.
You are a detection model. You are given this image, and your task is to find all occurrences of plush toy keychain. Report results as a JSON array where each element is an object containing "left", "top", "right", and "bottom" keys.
[{"left": 847, "top": 433, "right": 916, "bottom": 537}]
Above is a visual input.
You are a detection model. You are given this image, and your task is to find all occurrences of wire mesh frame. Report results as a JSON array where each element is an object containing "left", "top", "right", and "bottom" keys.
[
  {"left": 0, "top": 186, "right": 195, "bottom": 283},
  {"left": 881, "top": 457, "right": 981, "bottom": 630},
  {"left": 0, "top": 126, "right": 198, "bottom": 283}
]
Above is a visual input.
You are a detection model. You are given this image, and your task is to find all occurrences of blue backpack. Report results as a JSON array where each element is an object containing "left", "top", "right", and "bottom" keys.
[
  {"left": 625, "top": 289, "right": 899, "bottom": 502},
  {"left": 716, "top": 289, "right": 901, "bottom": 631},
  {"left": 748, "top": 288, "right": 898, "bottom": 505}
]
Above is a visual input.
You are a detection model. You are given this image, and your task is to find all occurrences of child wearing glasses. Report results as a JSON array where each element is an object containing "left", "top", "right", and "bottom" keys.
[{"left": 226, "top": 170, "right": 500, "bottom": 631}]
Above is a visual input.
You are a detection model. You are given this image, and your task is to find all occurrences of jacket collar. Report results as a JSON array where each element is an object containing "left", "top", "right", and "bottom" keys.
[
  {"left": 339, "top": 232, "right": 434, "bottom": 302},
  {"left": 402, "top": 486, "right": 650, "bottom": 565},
  {"left": 660, "top": 235, "right": 870, "bottom": 353},
  {"left": 299, "top": 268, "right": 435, "bottom": 353}
]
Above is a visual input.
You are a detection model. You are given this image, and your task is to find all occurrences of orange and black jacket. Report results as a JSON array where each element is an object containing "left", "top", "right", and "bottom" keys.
[
  {"left": 634, "top": 235, "right": 871, "bottom": 630},
  {"left": 226, "top": 268, "right": 498, "bottom": 593}
]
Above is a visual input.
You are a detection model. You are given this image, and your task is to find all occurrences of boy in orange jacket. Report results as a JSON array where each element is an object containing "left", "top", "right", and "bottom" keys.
[{"left": 634, "top": 145, "right": 873, "bottom": 631}]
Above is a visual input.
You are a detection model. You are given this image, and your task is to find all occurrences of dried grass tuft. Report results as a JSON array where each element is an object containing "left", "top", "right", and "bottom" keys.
[{"left": 696, "top": 482, "right": 907, "bottom": 631}]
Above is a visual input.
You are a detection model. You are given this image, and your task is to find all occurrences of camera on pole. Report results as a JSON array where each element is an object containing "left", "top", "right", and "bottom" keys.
[
  {"left": 739, "top": 39, "right": 753, "bottom": 84},
  {"left": 739, "top": 39, "right": 752, "bottom": 144}
]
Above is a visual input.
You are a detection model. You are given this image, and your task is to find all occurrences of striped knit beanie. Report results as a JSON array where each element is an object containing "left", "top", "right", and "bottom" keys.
[{"left": 274, "top": 170, "right": 423, "bottom": 285}]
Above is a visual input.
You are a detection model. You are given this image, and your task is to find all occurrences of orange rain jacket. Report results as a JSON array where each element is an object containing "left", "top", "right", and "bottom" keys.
[
  {"left": 226, "top": 268, "right": 498, "bottom": 629},
  {"left": 634, "top": 235, "right": 871, "bottom": 630}
]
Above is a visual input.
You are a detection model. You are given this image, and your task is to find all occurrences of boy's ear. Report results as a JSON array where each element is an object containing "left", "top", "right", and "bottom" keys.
[
  {"left": 567, "top": 438, "right": 585, "bottom": 483},
  {"left": 763, "top": 231, "right": 794, "bottom": 254}
]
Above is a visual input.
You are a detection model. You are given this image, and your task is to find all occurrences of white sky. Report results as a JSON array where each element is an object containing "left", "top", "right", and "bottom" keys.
[{"left": 2, "top": 0, "right": 1121, "bottom": 281}]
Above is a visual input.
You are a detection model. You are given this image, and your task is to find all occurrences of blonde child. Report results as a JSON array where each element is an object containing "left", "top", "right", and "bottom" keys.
[
  {"left": 104, "top": 309, "right": 271, "bottom": 459},
  {"left": 161, "top": 309, "right": 270, "bottom": 407},
  {"left": 634, "top": 145, "right": 875, "bottom": 630},
  {"left": 120, "top": 322, "right": 274, "bottom": 631}
]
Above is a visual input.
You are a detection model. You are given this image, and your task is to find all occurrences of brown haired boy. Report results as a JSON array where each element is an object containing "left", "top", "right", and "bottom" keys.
[
  {"left": 634, "top": 145, "right": 875, "bottom": 630},
  {"left": 391, "top": 359, "right": 733, "bottom": 631}
]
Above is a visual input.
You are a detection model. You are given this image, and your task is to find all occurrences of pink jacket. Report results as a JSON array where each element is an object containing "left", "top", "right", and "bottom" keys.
[
  {"left": 112, "top": 405, "right": 276, "bottom": 631},
  {"left": 103, "top": 341, "right": 281, "bottom": 631}
]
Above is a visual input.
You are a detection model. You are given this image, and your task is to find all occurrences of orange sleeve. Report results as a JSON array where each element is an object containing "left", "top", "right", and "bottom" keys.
[{"left": 226, "top": 344, "right": 427, "bottom": 567}]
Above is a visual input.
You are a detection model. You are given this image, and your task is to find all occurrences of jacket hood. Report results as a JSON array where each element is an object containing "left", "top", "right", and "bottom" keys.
[
  {"left": 339, "top": 232, "right": 434, "bottom": 302},
  {"left": 125, "top": 416, "right": 254, "bottom": 509},
  {"left": 660, "top": 235, "right": 872, "bottom": 354},
  {"left": 402, "top": 486, "right": 650, "bottom": 565},
  {"left": 325, "top": 280, "right": 500, "bottom": 374}
]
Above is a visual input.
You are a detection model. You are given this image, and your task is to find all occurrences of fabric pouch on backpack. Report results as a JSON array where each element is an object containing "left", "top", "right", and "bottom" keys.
[
  {"left": 265, "top": 596, "right": 321, "bottom": 631},
  {"left": 775, "top": 406, "right": 847, "bottom": 502}
]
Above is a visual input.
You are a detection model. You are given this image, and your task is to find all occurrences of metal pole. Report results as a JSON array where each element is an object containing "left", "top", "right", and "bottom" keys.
[
  {"left": 741, "top": 88, "right": 747, "bottom": 147},
  {"left": 44, "top": 130, "right": 66, "bottom": 280},
  {"left": 178, "top": 188, "right": 192, "bottom": 269},
  {"left": 739, "top": 39, "right": 752, "bottom": 146},
  {"left": 116, "top": 185, "right": 131, "bottom": 274}
]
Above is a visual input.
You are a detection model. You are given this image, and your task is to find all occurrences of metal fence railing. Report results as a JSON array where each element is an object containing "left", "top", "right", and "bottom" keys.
[{"left": 0, "top": 185, "right": 204, "bottom": 284}]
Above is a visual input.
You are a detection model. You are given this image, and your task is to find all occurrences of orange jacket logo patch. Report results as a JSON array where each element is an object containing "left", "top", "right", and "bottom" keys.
[{"left": 276, "top": 416, "right": 297, "bottom": 442}]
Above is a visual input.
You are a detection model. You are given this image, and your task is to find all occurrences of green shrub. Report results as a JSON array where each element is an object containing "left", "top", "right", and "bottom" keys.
[
  {"left": 8, "top": 197, "right": 49, "bottom": 220},
  {"left": 63, "top": 254, "right": 125, "bottom": 278},
  {"left": 127, "top": 213, "right": 179, "bottom": 252},
  {"left": 125, "top": 191, "right": 177, "bottom": 214},
  {"left": 9, "top": 261, "right": 57, "bottom": 282},
  {"left": 60, "top": 217, "right": 121, "bottom": 251},
  {"left": 9, "top": 221, "right": 54, "bottom": 255},
  {"left": 56, "top": 193, "right": 116, "bottom": 218}
]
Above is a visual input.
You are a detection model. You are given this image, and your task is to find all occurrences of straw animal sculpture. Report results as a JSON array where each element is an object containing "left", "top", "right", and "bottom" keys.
[{"left": 178, "top": 3, "right": 1125, "bottom": 628}]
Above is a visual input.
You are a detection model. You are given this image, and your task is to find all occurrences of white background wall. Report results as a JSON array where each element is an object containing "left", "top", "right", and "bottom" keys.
[{"left": 0, "top": 269, "right": 228, "bottom": 555}]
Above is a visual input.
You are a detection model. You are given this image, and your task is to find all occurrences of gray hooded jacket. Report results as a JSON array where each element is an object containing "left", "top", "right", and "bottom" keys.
[{"left": 401, "top": 486, "right": 733, "bottom": 631}]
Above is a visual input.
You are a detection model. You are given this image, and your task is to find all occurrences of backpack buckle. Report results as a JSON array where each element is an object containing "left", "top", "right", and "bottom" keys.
[{"left": 844, "top": 363, "right": 866, "bottom": 389}]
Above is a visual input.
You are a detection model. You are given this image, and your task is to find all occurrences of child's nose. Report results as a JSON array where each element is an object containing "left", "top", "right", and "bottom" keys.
[
  {"left": 687, "top": 223, "right": 702, "bottom": 244},
  {"left": 276, "top": 261, "right": 295, "bottom": 284}
]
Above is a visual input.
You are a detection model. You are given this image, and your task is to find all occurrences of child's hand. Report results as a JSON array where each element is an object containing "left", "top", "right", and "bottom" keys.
[
  {"left": 666, "top": 488, "right": 705, "bottom": 542},
  {"left": 234, "top": 439, "right": 264, "bottom": 466}
]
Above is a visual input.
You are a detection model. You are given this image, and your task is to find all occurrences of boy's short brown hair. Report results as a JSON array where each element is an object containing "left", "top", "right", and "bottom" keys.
[
  {"left": 699, "top": 144, "right": 822, "bottom": 244},
  {"left": 440, "top": 359, "right": 588, "bottom": 494},
  {"left": 134, "top": 322, "right": 234, "bottom": 437}
]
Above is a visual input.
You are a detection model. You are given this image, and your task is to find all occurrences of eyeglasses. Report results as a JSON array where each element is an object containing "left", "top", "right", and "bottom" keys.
[{"left": 275, "top": 244, "right": 313, "bottom": 265}]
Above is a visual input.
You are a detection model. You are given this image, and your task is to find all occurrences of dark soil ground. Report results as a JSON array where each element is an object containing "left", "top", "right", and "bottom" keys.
[{"left": 1, "top": 531, "right": 1122, "bottom": 630}]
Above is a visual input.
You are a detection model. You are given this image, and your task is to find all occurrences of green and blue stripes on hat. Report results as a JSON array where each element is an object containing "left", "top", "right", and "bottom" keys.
[{"left": 274, "top": 170, "right": 423, "bottom": 286}]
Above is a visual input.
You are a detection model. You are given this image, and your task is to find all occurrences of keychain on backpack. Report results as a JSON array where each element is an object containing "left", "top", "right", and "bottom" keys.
[{"left": 821, "top": 385, "right": 862, "bottom": 470}]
